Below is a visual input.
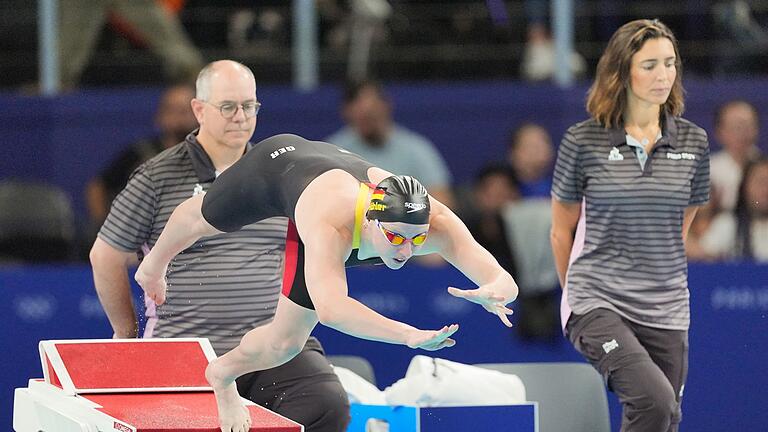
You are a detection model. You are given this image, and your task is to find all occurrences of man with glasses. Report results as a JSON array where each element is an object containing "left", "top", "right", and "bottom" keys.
[
  {"left": 134, "top": 132, "right": 520, "bottom": 432},
  {"left": 89, "top": 60, "right": 350, "bottom": 432}
]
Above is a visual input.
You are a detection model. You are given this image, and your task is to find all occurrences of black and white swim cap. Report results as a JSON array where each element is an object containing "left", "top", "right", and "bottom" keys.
[{"left": 366, "top": 175, "right": 431, "bottom": 225}]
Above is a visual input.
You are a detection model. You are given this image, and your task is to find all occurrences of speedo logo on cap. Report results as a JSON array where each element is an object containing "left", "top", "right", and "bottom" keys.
[{"left": 404, "top": 202, "right": 427, "bottom": 213}]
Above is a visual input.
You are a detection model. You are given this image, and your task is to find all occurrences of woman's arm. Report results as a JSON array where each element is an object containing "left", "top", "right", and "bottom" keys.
[
  {"left": 303, "top": 222, "right": 459, "bottom": 350},
  {"left": 682, "top": 205, "right": 700, "bottom": 243},
  {"left": 550, "top": 198, "right": 582, "bottom": 288},
  {"left": 422, "top": 199, "right": 519, "bottom": 326}
]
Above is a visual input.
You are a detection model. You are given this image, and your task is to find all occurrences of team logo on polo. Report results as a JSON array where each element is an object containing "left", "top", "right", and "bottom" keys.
[
  {"left": 405, "top": 202, "right": 427, "bottom": 213},
  {"left": 666, "top": 152, "right": 696, "bottom": 160},
  {"left": 608, "top": 147, "right": 624, "bottom": 161}
]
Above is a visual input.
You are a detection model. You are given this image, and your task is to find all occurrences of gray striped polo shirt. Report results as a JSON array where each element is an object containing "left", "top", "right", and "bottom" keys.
[
  {"left": 99, "top": 132, "right": 288, "bottom": 355},
  {"left": 552, "top": 114, "right": 710, "bottom": 331}
]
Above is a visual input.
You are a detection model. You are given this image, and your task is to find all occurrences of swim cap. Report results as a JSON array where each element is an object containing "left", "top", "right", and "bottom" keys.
[{"left": 365, "top": 175, "right": 431, "bottom": 225}]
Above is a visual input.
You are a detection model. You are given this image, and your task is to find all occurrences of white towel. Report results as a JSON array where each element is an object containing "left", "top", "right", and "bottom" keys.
[
  {"left": 383, "top": 355, "right": 526, "bottom": 407},
  {"left": 332, "top": 366, "right": 388, "bottom": 405}
]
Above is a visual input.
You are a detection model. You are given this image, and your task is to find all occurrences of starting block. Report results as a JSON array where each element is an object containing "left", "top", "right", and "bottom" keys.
[{"left": 13, "top": 338, "right": 303, "bottom": 432}]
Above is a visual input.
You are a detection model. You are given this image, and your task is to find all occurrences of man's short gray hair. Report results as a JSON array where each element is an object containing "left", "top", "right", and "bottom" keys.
[{"left": 195, "top": 60, "right": 255, "bottom": 101}]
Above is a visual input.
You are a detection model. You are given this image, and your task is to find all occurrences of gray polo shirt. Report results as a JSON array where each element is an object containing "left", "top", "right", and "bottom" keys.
[
  {"left": 552, "top": 115, "right": 710, "bottom": 331},
  {"left": 99, "top": 132, "right": 288, "bottom": 354}
]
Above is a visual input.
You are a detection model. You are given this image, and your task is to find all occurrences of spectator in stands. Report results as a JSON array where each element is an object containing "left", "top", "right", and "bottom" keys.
[
  {"left": 326, "top": 79, "right": 456, "bottom": 208},
  {"left": 464, "top": 164, "right": 519, "bottom": 279},
  {"left": 506, "top": 122, "right": 555, "bottom": 199},
  {"left": 520, "top": 0, "right": 585, "bottom": 81},
  {"left": 699, "top": 157, "right": 768, "bottom": 261},
  {"left": 713, "top": 0, "right": 768, "bottom": 76},
  {"left": 89, "top": 60, "right": 350, "bottom": 432},
  {"left": 710, "top": 99, "right": 763, "bottom": 211},
  {"left": 502, "top": 203, "right": 559, "bottom": 341},
  {"left": 688, "top": 99, "right": 761, "bottom": 261},
  {"left": 85, "top": 84, "right": 198, "bottom": 231},
  {"left": 465, "top": 163, "right": 559, "bottom": 341},
  {"left": 59, "top": 0, "right": 203, "bottom": 89},
  {"left": 683, "top": 196, "right": 720, "bottom": 262}
]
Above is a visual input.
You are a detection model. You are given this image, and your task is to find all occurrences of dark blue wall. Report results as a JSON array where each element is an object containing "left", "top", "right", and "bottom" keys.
[
  {"left": 2, "top": 263, "right": 767, "bottom": 431},
  {"left": 3, "top": 79, "right": 768, "bottom": 228}
]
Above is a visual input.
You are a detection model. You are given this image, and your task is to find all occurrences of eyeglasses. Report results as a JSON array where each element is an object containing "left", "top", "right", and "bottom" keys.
[
  {"left": 203, "top": 100, "right": 261, "bottom": 119},
  {"left": 376, "top": 220, "right": 428, "bottom": 246}
]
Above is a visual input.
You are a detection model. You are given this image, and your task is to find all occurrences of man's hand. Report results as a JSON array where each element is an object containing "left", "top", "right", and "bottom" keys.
[
  {"left": 405, "top": 324, "right": 459, "bottom": 351},
  {"left": 447, "top": 286, "right": 515, "bottom": 327},
  {"left": 135, "top": 256, "right": 168, "bottom": 305}
]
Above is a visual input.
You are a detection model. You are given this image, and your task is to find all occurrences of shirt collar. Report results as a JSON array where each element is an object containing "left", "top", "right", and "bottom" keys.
[
  {"left": 659, "top": 112, "right": 679, "bottom": 149},
  {"left": 608, "top": 111, "right": 680, "bottom": 149},
  {"left": 184, "top": 129, "right": 252, "bottom": 182}
]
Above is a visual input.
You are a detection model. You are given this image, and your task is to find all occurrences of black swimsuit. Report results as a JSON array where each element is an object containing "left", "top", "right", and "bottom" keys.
[
  {"left": 203, "top": 133, "right": 374, "bottom": 229},
  {"left": 201, "top": 134, "right": 382, "bottom": 309}
]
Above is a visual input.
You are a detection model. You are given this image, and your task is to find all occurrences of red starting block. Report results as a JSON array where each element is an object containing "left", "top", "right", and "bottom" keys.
[{"left": 13, "top": 338, "right": 303, "bottom": 432}]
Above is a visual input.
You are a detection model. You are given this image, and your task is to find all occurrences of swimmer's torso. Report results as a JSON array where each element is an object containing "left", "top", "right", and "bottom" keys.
[{"left": 202, "top": 134, "right": 375, "bottom": 232}]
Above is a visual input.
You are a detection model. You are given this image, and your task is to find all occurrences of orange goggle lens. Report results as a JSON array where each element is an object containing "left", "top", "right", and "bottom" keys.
[{"left": 378, "top": 222, "right": 428, "bottom": 246}]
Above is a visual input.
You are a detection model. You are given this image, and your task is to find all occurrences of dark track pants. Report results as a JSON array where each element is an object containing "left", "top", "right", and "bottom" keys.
[{"left": 567, "top": 308, "right": 688, "bottom": 432}]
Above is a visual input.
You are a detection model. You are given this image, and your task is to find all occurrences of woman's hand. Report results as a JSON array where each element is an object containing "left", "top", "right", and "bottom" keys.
[
  {"left": 447, "top": 286, "right": 515, "bottom": 327},
  {"left": 405, "top": 324, "right": 460, "bottom": 351},
  {"left": 135, "top": 255, "right": 168, "bottom": 305}
]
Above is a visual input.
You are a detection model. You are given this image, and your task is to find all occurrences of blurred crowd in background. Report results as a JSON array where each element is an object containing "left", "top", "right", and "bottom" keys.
[
  {"left": 1, "top": 1, "right": 767, "bottom": 342},
  {"left": 2, "top": 0, "right": 768, "bottom": 88}
]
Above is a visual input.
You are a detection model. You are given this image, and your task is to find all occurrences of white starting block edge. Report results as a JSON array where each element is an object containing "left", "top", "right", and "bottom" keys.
[
  {"left": 40, "top": 338, "right": 218, "bottom": 395},
  {"left": 15, "top": 379, "right": 133, "bottom": 432},
  {"left": 14, "top": 379, "right": 294, "bottom": 432}
]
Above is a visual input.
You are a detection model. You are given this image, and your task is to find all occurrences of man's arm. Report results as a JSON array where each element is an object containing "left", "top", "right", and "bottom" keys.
[
  {"left": 303, "top": 224, "right": 458, "bottom": 350},
  {"left": 550, "top": 198, "right": 581, "bottom": 288},
  {"left": 422, "top": 199, "right": 518, "bottom": 326},
  {"left": 89, "top": 238, "right": 140, "bottom": 338},
  {"left": 135, "top": 194, "right": 222, "bottom": 305}
]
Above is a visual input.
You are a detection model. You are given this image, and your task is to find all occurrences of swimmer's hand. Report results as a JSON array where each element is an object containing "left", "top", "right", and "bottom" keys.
[
  {"left": 448, "top": 286, "right": 515, "bottom": 327},
  {"left": 135, "top": 254, "right": 168, "bottom": 305},
  {"left": 406, "top": 324, "right": 459, "bottom": 351}
]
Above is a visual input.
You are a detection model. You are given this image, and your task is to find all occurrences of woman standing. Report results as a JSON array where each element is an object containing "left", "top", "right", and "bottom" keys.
[{"left": 550, "top": 20, "right": 710, "bottom": 431}]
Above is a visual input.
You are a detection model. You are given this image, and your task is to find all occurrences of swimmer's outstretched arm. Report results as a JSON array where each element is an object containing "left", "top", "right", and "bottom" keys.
[
  {"left": 303, "top": 225, "right": 459, "bottom": 350},
  {"left": 135, "top": 194, "right": 223, "bottom": 305},
  {"left": 422, "top": 200, "right": 519, "bottom": 327}
]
